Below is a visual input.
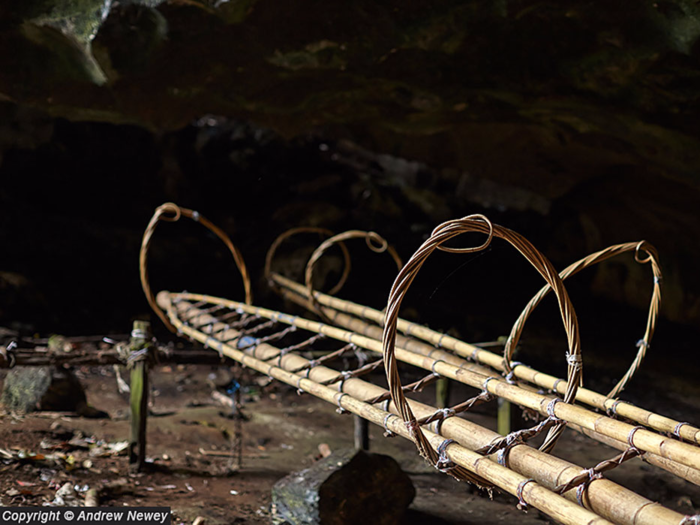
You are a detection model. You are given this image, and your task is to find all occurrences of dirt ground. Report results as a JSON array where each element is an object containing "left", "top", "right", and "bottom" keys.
[{"left": 1, "top": 361, "right": 699, "bottom": 525}]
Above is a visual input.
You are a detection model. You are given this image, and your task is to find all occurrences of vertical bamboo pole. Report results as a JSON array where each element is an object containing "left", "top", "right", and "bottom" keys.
[
  {"left": 233, "top": 388, "right": 243, "bottom": 471},
  {"left": 498, "top": 398, "right": 511, "bottom": 435},
  {"left": 436, "top": 377, "right": 451, "bottom": 408},
  {"left": 354, "top": 415, "right": 370, "bottom": 451},
  {"left": 129, "top": 320, "right": 150, "bottom": 472}
]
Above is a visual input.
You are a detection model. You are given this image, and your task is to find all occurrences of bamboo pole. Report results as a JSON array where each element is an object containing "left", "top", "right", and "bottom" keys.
[
  {"left": 128, "top": 320, "right": 150, "bottom": 472},
  {"left": 158, "top": 291, "right": 687, "bottom": 525},
  {"left": 0, "top": 345, "right": 225, "bottom": 367},
  {"left": 174, "top": 290, "right": 700, "bottom": 477},
  {"left": 159, "top": 293, "right": 616, "bottom": 525},
  {"left": 354, "top": 415, "right": 370, "bottom": 451},
  {"left": 273, "top": 284, "right": 700, "bottom": 486},
  {"left": 271, "top": 273, "right": 700, "bottom": 446}
]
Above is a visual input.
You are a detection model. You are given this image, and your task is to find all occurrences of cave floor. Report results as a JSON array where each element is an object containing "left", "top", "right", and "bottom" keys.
[{"left": 1, "top": 362, "right": 699, "bottom": 525}]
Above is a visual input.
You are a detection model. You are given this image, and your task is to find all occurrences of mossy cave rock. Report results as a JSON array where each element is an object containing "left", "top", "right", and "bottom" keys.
[{"left": 272, "top": 448, "right": 416, "bottom": 525}]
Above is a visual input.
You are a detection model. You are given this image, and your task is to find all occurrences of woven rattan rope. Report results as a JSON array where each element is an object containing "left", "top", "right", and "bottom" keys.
[
  {"left": 139, "top": 202, "right": 252, "bottom": 333},
  {"left": 264, "top": 226, "right": 352, "bottom": 296},
  {"left": 503, "top": 241, "right": 661, "bottom": 398},
  {"left": 381, "top": 214, "right": 582, "bottom": 464},
  {"left": 304, "top": 230, "right": 402, "bottom": 319}
]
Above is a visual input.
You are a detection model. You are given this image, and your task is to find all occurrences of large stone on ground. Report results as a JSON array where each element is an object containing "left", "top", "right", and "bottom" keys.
[
  {"left": 1, "top": 366, "right": 107, "bottom": 417},
  {"left": 272, "top": 448, "right": 415, "bottom": 525}
]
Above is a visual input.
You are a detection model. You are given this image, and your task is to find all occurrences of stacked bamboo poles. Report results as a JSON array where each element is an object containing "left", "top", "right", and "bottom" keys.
[
  {"left": 270, "top": 279, "right": 700, "bottom": 487},
  {"left": 173, "top": 289, "right": 700, "bottom": 485},
  {"left": 156, "top": 291, "right": 684, "bottom": 525},
  {"left": 267, "top": 274, "right": 700, "bottom": 446},
  {"left": 264, "top": 228, "right": 700, "bottom": 483}
]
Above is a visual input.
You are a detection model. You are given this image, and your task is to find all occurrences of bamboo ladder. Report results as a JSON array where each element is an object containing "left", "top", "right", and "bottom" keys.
[
  {"left": 140, "top": 203, "right": 697, "bottom": 525},
  {"left": 265, "top": 223, "right": 700, "bottom": 524}
]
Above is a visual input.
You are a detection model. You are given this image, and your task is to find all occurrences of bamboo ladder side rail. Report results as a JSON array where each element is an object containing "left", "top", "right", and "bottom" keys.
[
  {"left": 169, "top": 290, "right": 700, "bottom": 477},
  {"left": 272, "top": 283, "right": 700, "bottom": 487},
  {"left": 268, "top": 273, "right": 700, "bottom": 446},
  {"left": 158, "top": 292, "right": 684, "bottom": 525}
]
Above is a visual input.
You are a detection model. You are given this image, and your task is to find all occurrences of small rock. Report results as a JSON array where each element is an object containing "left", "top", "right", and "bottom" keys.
[
  {"left": 1, "top": 366, "right": 107, "bottom": 417},
  {"left": 272, "top": 448, "right": 415, "bottom": 525}
]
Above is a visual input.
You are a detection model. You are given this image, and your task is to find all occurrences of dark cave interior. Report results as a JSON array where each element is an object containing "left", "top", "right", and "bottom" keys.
[{"left": 1, "top": 1, "right": 700, "bottom": 523}]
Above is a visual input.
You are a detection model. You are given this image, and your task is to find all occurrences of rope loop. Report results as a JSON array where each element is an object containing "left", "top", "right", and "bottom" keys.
[
  {"left": 606, "top": 399, "right": 621, "bottom": 418},
  {"left": 516, "top": 479, "right": 536, "bottom": 511},
  {"left": 627, "top": 426, "right": 645, "bottom": 454},
  {"left": 432, "top": 214, "right": 494, "bottom": 254},
  {"left": 335, "top": 393, "right": 349, "bottom": 414},
  {"left": 674, "top": 422, "right": 691, "bottom": 441},
  {"left": 436, "top": 439, "right": 456, "bottom": 472},
  {"left": 383, "top": 413, "right": 398, "bottom": 437},
  {"left": 366, "top": 231, "right": 389, "bottom": 253},
  {"left": 576, "top": 468, "right": 602, "bottom": 507}
]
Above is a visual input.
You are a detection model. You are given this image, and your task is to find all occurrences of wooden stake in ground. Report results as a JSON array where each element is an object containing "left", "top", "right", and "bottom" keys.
[
  {"left": 354, "top": 415, "right": 370, "bottom": 451},
  {"left": 129, "top": 320, "right": 151, "bottom": 472}
]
